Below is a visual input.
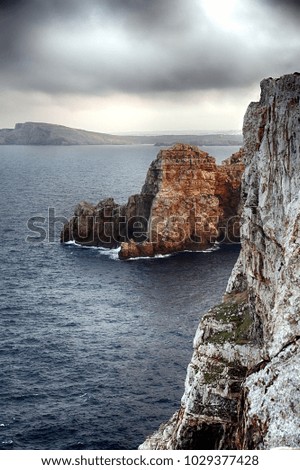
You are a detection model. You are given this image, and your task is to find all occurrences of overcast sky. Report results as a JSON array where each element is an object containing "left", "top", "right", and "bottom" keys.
[{"left": 0, "top": 0, "right": 299, "bottom": 133}]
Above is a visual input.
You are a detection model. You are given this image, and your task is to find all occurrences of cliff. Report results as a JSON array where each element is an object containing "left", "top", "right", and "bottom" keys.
[
  {"left": 139, "top": 73, "right": 300, "bottom": 450},
  {"left": 0, "top": 122, "right": 242, "bottom": 146},
  {"left": 61, "top": 144, "right": 244, "bottom": 258}
]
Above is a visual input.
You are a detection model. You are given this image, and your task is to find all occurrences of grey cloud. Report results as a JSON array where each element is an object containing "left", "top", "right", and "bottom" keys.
[
  {"left": 0, "top": 0, "right": 299, "bottom": 98},
  {"left": 0, "top": 0, "right": 190, "bottom": 56},
  {"left": 265, "top": 0, "right": 300, "bottom": 15},
  {"left": 0, "top": 0, "right": 191, "bottom": 26},
  {"left": 266, "top": 0, "right": 300, "bottom": 7},
  {"left": 100, "top": 0, "right": 195, "bottom": 31},
  {"left": 0, "top": 0, "right": 25, "bottom": 11},
  {"left": 0, "top": 1, "right": 93, "bottom": 62},
  {"left": 8, "top": 34, "right": 297, "bottom": 96}
]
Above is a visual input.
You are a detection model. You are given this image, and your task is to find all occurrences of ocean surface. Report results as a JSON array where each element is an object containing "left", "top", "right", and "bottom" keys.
[{"left": 0, "top": 144, "right": 240, "bottom": 450}]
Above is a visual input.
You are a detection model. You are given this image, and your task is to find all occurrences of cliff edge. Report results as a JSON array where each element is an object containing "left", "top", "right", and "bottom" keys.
[{"left": 140, "top": 73, "right": 300, "bottom": 449}]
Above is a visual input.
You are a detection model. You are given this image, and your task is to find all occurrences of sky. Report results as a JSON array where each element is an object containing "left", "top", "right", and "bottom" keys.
[{"left": 0, "top": 0, "right": 299, "bottom": 133}]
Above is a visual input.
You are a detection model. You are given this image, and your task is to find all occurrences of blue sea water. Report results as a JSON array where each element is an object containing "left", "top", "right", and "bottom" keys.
[{"left": 0, "top": 144, "right": 240, "bottom": 450}]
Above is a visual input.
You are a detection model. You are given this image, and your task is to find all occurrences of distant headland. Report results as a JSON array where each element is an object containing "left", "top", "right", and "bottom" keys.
[{"left": 0, "top": 122, "right": 242, "bottom": 146}]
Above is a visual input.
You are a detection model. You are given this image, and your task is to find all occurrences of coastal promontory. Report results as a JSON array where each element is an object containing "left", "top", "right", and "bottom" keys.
[
  {"left": 0, "top": 122, "right": 242, "bottom": 146},
  {"left": 140, "top": 73, "right": 300, "bottom": 450}
]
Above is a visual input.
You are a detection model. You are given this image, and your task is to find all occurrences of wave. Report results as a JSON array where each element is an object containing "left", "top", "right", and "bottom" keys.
[
  {"left": 125, "top": 244, "right": 221, "bottom": 261},
  {"left": 63, "top": 240, "right": 121, "bottom": 261},
  {"left": 63, "top": 240, "right": 220, "bottom": 261},
  {"left": 183, "top": 244, "right": 221, "bottom": 254},
  {"left": 125, "top": 253, "right": 173, "bottom": 261}
]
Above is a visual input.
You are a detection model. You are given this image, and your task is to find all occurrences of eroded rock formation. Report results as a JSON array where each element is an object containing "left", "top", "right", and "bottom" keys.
[
  {"left": 61, "top": 144, "right": 244, "bottom": 258},
  {"left": 139, "top": 73, "right": 300, "bottom": 449}
]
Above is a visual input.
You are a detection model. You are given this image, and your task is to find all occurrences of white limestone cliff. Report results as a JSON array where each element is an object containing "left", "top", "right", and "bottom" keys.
[{"left": 140, "top": 73, "right": 300, "bottom": 450}]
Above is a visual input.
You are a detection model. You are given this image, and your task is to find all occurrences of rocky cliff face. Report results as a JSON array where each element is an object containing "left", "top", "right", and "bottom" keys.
[
  {"left": 140, "top": 73, "right": 300, "bottom": 449},
  {"left": 61, "top": 144, "right": 244, "bottom": 259}
]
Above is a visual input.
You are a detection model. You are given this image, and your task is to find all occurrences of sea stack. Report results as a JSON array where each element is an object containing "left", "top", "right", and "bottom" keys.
[
  {"left": 61, "top": 144, "right": 244, "bottom": 258},
  {"left": 139, "top": 73, "right": 300, "bottom": 449}
]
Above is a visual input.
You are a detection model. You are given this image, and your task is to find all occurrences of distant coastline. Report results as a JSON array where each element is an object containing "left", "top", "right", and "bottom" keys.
[{"left": 0, "top": 122, "right": 242, "bottom": 147}]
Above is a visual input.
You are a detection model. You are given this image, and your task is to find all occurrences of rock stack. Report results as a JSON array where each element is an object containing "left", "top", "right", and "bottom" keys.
[{"left": 61, "top": 144, "right": 244, "bottom": 259}]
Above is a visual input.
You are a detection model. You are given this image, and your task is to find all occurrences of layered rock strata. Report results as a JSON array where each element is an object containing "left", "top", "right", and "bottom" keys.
[
  {"left": 139, "top": 73, "right": 300, "bottom": 449},
  {"left": 61, "top": 144, "right": 244, "bottom": 259}
]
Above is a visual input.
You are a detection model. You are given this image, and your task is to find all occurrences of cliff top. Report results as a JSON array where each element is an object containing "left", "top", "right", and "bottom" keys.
[{"left": 157, "top": 143, "right": 215, "bottom": 164}]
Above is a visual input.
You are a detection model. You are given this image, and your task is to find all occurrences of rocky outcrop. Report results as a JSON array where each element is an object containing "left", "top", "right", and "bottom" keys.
[
  {"left": 61, "top": 144, "right": 244, "bottom": 258},
  {"left": 140, "top": 73, "right": 300, "bottom": 449}
]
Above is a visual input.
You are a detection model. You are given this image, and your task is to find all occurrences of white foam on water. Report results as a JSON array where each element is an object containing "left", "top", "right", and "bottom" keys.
[
  {"left": 125, "top": 244, "right": 221, "bottom": 261},
  {"left": 63, "top": 241, "right": 121, "bottom": 260},
  {"left": 124, "top": 253, "right": 173, "bottom": 261},
  {"left": 182, "top": 243, "right": 221, "bottom": 254},
  {"left": 63, "top": 241, "right": 221, "bottom": 261}
]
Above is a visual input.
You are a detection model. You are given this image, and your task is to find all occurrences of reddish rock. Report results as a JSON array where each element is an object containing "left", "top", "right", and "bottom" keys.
[
  {"left": 216, "top": 148, "right": 245, "bottom": 243},
  {"left": 61, "top": 144, "right": 244, "bottom": 258}
]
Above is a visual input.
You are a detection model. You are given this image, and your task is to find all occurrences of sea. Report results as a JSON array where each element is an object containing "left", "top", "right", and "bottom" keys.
[{"left": 0, "top": 144, "right": 240, "bottom": 450}]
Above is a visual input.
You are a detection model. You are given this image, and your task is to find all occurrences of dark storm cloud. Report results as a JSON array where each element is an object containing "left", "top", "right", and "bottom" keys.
[
  {"left": 0, "top": 0, "right": 187, "bottom": 28},
  {"left": 266, "top": 0, "right": 300, "bottom": 9},
  {"left": 0, "top": 0, "right": 189, "bottom": 59},
  {"left": 0, "top": 0, "right": 299, "bottom": 98},
  {"left": 0, "top": 0, "right": 24, "bottom": 11},
  {"left": 265, "top": 0, "right": 300, "bottom": 19}
]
